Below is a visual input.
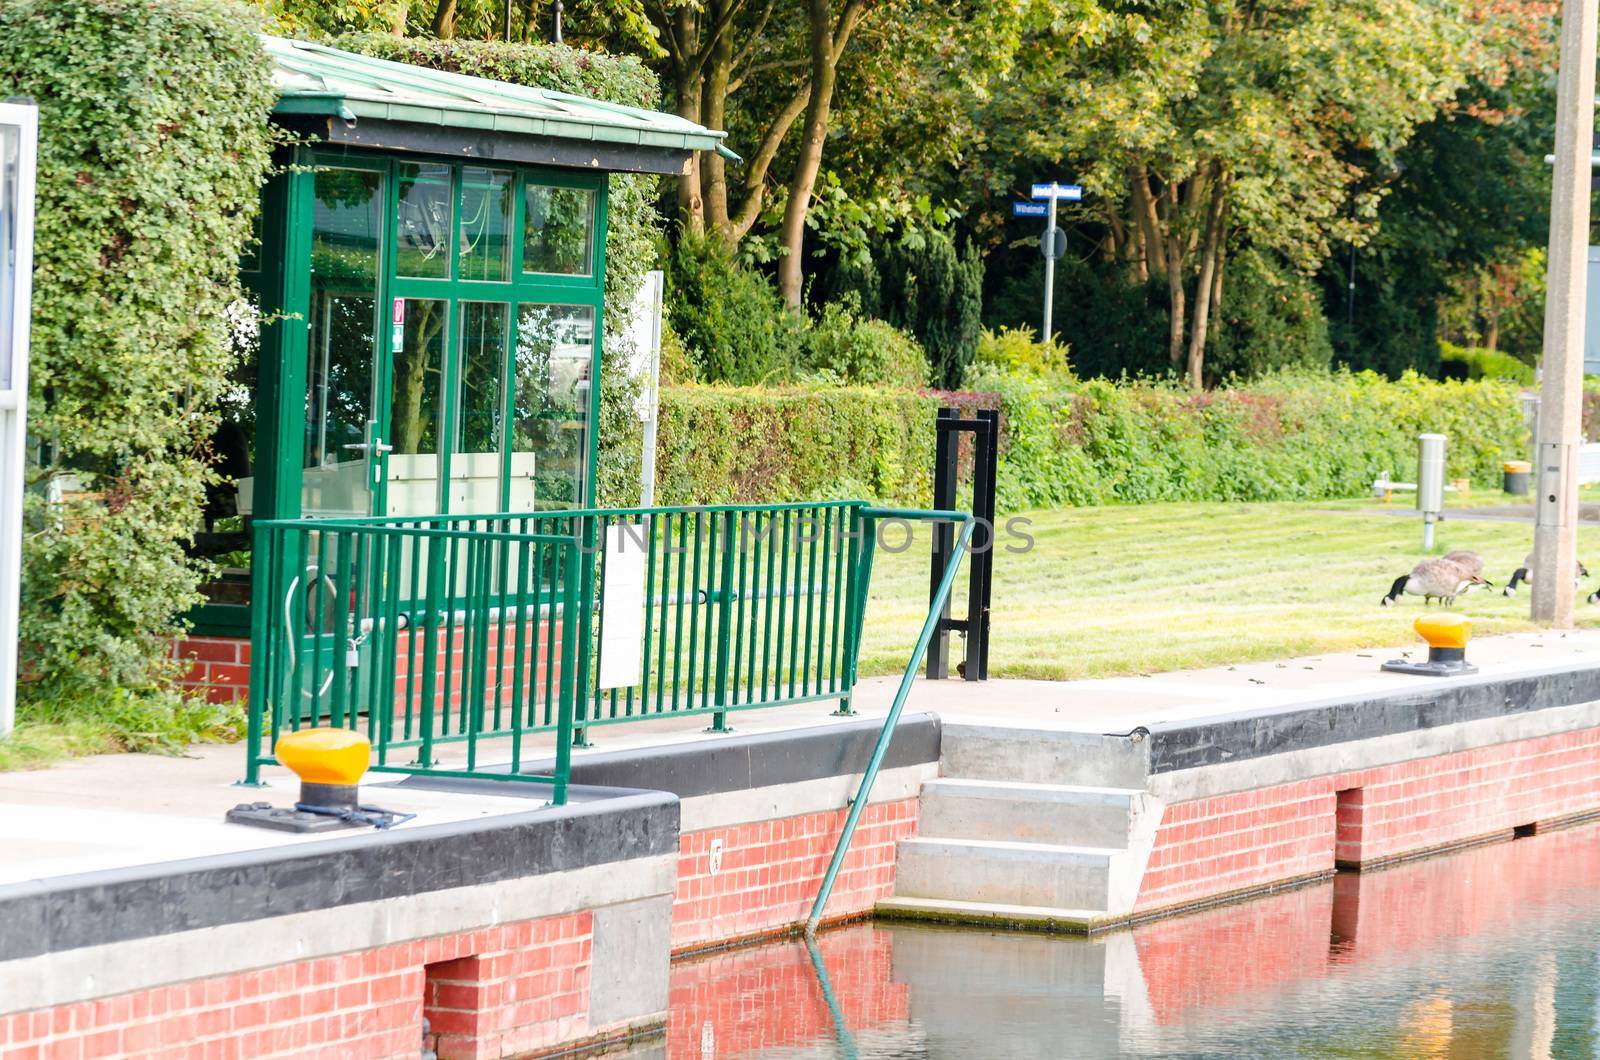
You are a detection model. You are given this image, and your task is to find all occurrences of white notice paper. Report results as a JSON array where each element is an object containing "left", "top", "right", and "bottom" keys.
[{"left": 597, "top": 522, "right": 648, "bottom": 689}]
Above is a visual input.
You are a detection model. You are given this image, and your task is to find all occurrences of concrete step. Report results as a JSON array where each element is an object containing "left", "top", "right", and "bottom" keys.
[
  {"left": 894, "top": 836, "right": 1124, "bottom": 910},
  {"left": 875, "top": 895, "right": 1112, "bottom": 934},
  {"left": 939, "top": 724, "right": 1151, "bottom": 788},
  {"left": 918, "top": 778, "right": 1143, "bottom": 848}
]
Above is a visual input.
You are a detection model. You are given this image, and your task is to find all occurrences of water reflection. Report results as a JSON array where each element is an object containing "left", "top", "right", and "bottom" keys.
[{"left": 642, "top": 822, "right": 1600, "bottom": 1059}]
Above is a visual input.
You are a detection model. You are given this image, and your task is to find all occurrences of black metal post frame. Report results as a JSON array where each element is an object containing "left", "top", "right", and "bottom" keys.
[{"left": 928, "top": 407, "right": 998, "bottom": 680}]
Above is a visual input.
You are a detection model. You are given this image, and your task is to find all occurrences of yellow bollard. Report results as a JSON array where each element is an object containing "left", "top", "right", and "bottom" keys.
[{"left": 1381, "top": 613, "right": 1476, "bottom": 676}]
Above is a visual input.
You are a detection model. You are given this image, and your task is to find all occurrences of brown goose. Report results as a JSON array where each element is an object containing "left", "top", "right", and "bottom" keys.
[{"left": 1381, "top": 555, "right": 1492, "bottom": 607}]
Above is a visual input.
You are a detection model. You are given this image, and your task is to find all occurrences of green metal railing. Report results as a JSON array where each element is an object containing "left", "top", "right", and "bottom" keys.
[
  {"left": 807, "top": 511, "right": 975, "bottom": 934},
  {"left": 244, "top": 501, "right": 944, "bottom": 800}
]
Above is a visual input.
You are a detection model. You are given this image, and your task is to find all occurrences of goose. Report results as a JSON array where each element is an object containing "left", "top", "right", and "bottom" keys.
[
  {"left": 1501, "top": 552, "right": 1591, "bottom": 597},
  {"left": 1443, "top": 550, "right": 1485, "bottom": 578},
  {"left": 1381, "top": 555, "right": 1492, "bottom": 607}
]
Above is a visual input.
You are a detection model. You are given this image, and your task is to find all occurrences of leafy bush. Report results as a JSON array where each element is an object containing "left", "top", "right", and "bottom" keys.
[
  {"left": 831, "top": 223, "right": 984, "bottom": 388},
  {"left": 337, "top": 33, "right": 664, "bottom": 505},
  {"left": 970, "top": 326, "right": 1073, "bottom": 380},
  {"left": 653, "top": 386, "right": 945, "bottom": 504},
  {"left": 667, "top": 235, "right": 807, "bottom": 384},
  {"left": 1, "top": 0, "right": 274, "bottom": 707},
  {"left": 987, "top": 256, "right": 1172, "bottom": 380},
  {"left": 804, "top": 298, "right": 928, "bottom": 388},
  {"left": 1439, "top": 340, "right": 1535, "bottom": 384},
  {"left": 967, "top": 366, "right": 1529, "bottom": 512},
  {"left": 652, "top": 369, "right": 1529, "bottom": 513},
  {"left": 1205, "top": 248, "right": 1334, "bottom": 381}
]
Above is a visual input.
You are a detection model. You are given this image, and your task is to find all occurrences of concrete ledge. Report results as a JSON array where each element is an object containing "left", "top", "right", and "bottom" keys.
[
  {"left": 1147, "top": 662, "right": 1600, "bottom": 774},
  {"left": 0, "top": 789, "right": 678, "bottom": 963},
  {"left": 489, "top": 712, "right": 943, "bottom": 797}
]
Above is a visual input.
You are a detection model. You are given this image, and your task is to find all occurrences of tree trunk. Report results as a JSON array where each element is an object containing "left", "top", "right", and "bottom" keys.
[
  {"left": 1186, "top": 178, "right": 1228, "bottom": 389},
  {"left": 1210, "top": 232, "right": 1226, "bottom": 316},
  {"left": 776, "top": 0, "right": 866, "bottom": 308},
  {"left": 777, "top": 1, "right": 838, "bottom": 307},
  {"left": 673, "top": 6, "right": 706, "bottom": 240},
  {"left": 702, "top": 2, "right": 735, "bottom": 239},
  {"left": 388, "top": 0, "right": 408, "bottom": 34},
  {"left": 1130, "top": 167, "right": 1165, "bottom": 280},
  {"left": 1160, "top": 191, "right": 1185, "bottom": 366},
  {"left": 725, "top": 86, "right": 809, "bottom": 241},
  {"left": 431, "top": 0, "right": 457, "bottom": 38}
]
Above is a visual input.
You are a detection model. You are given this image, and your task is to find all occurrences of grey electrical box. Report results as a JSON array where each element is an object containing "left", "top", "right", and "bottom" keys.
[{"left": 1417, "top": 433, "right": 1446, "bottom": 515}]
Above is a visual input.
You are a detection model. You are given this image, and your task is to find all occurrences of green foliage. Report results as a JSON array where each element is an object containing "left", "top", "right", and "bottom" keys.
[
  {"left": 652, "top": 386, "right": 942, "bottom": 505},
  {"left": 0, "top": 0, "right": 275, "bottom": 703},
  {"left": 970, "top": 326, "right": 1073, "bottom": 381},
  {"left": 1206, "top": 249, "right": 1334, "bottom": 380},
  {"left": 1439, "top": 341, "right": 1535, "bottom": 385},
  {"left": 965, "top": 366, "right": 1529, "bottom": 513},
  {"left": 1323, "top": 59, "right": 1554, "bottom": 376},
  {"left": 831, "top": 223, "right": 984, "bottom": 389},
  {"left": 987, "top": 254, "right": 1172, "bottom": 380},
  {"left": 335, "top": 33, "right": 666, "bottom": 505},
  {"left": 654, "top": 368, "right": 1529, "bottom": 514},
  {"left": 803, "top": 298, "right": 928, "bottom": 389},
  {"left": 667, "top": 236, "right": 807, "bottom": 384}
]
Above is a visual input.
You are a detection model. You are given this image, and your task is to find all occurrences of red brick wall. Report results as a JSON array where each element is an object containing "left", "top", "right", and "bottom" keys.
[
  {"left": 1135, "top": 780, "right": 1336, "bottom": 914},
  {"left": 1135, "top": 725, "right": 1600, "bottom": 915},
  {"left": 173, "top": 636, "right": 251, "bottom": 705},
  {"left": 665, "top": 923, "right": 908, "bottom": 1059},
  {"left": 0, "top": 912, "right": 598, "bottom": 1060},
  {"left": 423, "top": 913, "right": 593, "bottom": 1060},
  {"left": 672, "top": 798, "right": 918, "bottom": 953}
]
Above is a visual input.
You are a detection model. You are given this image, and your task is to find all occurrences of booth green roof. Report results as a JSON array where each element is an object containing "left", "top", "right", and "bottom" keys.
[{"left": 265, "top": 36, "right": 735, "bottom": 160}]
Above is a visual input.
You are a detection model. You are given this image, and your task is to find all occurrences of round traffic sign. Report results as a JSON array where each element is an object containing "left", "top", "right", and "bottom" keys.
[{"left": 1039, "top": 226, "right": 1066, "bottom": 261}]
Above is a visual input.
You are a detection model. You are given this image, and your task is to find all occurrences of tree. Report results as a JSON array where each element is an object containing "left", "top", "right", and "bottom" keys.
[{"left": 987, "top": 0, "right": 1478, "bottom": 385}]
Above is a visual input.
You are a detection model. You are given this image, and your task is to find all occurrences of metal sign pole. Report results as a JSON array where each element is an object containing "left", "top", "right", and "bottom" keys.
[
  {"left": 0, "top": 100, "right": 38, "bottom": 737},
  {"left": 1042, "top": 194, "right": 1057, "bottom": 344}
]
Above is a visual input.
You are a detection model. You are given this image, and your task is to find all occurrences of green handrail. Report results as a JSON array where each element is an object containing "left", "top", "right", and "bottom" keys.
[{"left": 805, "top": 510, "right": 976, "bottom": 935}]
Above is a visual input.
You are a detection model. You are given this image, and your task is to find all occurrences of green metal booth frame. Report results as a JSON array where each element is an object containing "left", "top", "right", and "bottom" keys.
[{"left": 191, "top": 36, "right": 732, "bottom": 636}]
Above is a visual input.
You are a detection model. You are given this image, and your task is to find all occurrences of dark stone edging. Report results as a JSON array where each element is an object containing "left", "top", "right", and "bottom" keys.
[
  {"left": 1146, "top": 663, "right": 1600, "bottom": 774},
  {"left": 400, "top": 712, "right": 943, "bottom": 800},
  {"left": 0, "top": 790, "right": 677, "bottom": 963}
]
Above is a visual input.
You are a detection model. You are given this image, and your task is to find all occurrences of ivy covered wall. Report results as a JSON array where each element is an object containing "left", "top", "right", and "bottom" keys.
[{"left": 0, "top": 0, "right": 275, "bottom": 707}]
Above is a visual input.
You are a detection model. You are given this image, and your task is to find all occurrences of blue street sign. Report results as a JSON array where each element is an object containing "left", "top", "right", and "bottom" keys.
[
  {"left": 1031, "top": 182, "right": 1083, "bottom": 202},
  {"left": 1012, "top": 202, "right": 1048, "bottom": 218}
]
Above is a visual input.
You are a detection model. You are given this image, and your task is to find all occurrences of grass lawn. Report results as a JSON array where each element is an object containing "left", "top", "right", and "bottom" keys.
[{"left": 855, "top": 498, "right": 1600, "bottom": 681}]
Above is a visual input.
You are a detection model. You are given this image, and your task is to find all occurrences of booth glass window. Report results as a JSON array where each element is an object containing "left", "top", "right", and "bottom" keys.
[
  {"left": 459, "top": 168, "right": 513, "bottom": 282},
  {"left": 395, "top": 162, "right": 453, "bottom": 279},
  {"left": 388, "top": 297, "right": 446, "bottom": 518},
  {"left": 303, "top": 166, "right": 382, "bottom": 519},
  {"left": 513, "top": 303, "right": 594, "bottom": 508},
  {"left": 522, "top": 185, "right": 594, "bottom": 276}
]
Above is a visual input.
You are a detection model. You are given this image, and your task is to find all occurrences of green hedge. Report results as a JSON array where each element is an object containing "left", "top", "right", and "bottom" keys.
[
  {"left": 2, "top": 0, "right": 275, "bottom": 702},
  {"left": 652, "top": 370, "right": 1530, "bottom": 510},
  {"left": 1439, "top": 341, "right": 1536, "bottom": 385},
  {"left": 654, "top": 386, "right": 949, "bottom": 505},
  {"left": 336, "top": 34, "right": 663, "bottom": 505}
]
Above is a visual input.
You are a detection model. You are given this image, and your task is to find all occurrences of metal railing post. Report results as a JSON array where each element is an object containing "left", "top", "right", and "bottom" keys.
[
  {"left": 708, "top": 508, "right": 737, "bottom": 732},
  {"left": 554, "top": 535, "right": 580, "bottom": 805},
  {"left": 806, "top": 515, "right": 975, "bottom": 935},
  {"left": 240, "top": 524, "right": 275, "bottom": 787},
  {"left": 572, "top": 513, "right": 597, "bottom": 747}
]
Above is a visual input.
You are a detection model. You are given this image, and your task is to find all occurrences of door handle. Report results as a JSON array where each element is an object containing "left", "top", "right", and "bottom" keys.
[{"left": 343, "top": 441, "right": 394, "bottom": 454}]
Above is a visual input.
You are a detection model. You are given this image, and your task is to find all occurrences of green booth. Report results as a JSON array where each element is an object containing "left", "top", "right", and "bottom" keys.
[{"left": 193, "top": 37, "right": 729, "bottom": 636}]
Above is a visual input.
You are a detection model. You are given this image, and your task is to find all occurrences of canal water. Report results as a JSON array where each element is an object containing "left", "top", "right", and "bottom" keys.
[{"left": 636, "top": 821, "right": 1600, "bottom": 1059}]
